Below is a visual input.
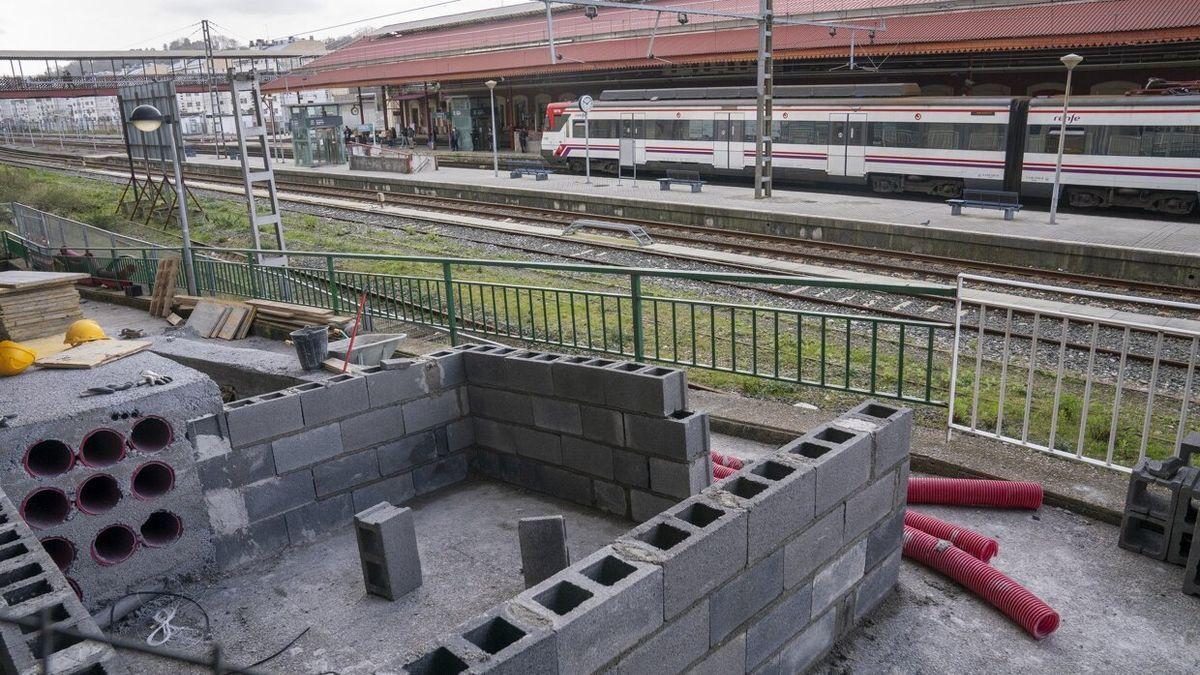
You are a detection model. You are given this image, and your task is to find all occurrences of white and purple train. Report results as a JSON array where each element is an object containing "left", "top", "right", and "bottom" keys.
[{"left": 541, "top": 83, "right": 1200, "bottom": 215}]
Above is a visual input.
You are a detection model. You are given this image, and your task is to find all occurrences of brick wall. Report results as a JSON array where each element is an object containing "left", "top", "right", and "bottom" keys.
[
  {"left": 189, "top": 353, "right": 472, "bottom": 570},
  {"left": 401, "top": 399, "right": 911, "bottom": 674}
]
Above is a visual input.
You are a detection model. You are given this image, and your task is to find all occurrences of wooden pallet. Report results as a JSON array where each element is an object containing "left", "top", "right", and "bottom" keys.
[
  {"left": 148, "top": 257, "right": 181, "bottom": 318},
  {"left": 35, "top": 340, "right": 151, "bottom": 369}
]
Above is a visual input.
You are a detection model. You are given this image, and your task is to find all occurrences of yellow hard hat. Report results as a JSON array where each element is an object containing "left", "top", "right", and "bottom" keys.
[
  {"left": 64, "top": 319, "right": 109, "bottom": 347},
  {"left": 0, "top": 340, "right": 36, "bottom": 377}
]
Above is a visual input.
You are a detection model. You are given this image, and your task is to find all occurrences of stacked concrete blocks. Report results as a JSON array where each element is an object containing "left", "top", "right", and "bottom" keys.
[
  {"left": 355, "top": 502, "right": 422, "bottom": 600},
  {"left": 459, "top": 345, "right": 710, "bottom": 522},
  {"left": 404, "top": 398, "right": 911, "bottom": 674},
  {"left": 0, "top": 352, "right": 222, "bottom": 609},
  {"left": 0, "top": 487, "right": 122, "bottom": 675},
  {"left": 192, "top": 351, "right": 473, "bottom": 570},
  {"left": 1118, "top": 433, "right": 1198, "bottom": 563}
]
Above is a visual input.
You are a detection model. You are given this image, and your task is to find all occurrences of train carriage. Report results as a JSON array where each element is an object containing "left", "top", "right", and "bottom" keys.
[{"left": 542, "top": 84, "right": 1200, "bottom": 215}]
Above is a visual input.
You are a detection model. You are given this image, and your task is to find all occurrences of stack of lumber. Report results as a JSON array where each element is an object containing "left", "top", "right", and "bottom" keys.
[
  {"left": 181, "top": 299, "right": 256, "bottom": 340},
  {"left": 0, "top": 271, "right": 88, "bottom": 341},
  {"left": 173, "top": 296, "right": 353, "bottom": 336},
  {"left": 148, "top": 257, "right": 181, "bottom": 318}
]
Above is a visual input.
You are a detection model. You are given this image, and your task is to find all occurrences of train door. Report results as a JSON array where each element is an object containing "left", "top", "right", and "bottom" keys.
[
  {"left": 619, "top": 113, "right": 646, "bottom": 167},
  {"left": 713, "top": 113, "right": 746, "bottom": 170},
  {"left": 826, "top": 113, "right": 866, "bottom": 176}
]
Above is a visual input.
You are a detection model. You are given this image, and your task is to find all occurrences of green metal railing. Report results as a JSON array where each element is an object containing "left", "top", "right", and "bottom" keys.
[{"left": 2, "top": 226, "right": 956, "bottom": 406}]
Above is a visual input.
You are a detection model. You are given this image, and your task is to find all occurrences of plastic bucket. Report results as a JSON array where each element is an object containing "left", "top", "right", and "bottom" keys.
[{"left": 290, "top": 326, "right": 329, "bottom": 371}]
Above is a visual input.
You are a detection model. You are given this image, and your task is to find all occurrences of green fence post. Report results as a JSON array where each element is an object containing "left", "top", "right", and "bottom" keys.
[
  {"left": 326, "top": 255, "right": 340, "bottom": 313},
  {"left": 247, "top": 252, "right": 259, "bottom": 299},
  {"left": 631, "top": 273, "right": 645, "bottom": 362},
  {"left": 443, "top": 262, "right": 458, "bottom": 346}
]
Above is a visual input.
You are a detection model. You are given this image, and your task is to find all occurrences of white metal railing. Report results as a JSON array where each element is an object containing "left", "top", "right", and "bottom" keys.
[{"left": 947, "top": 273, "right": 1200, "bottom": 473}]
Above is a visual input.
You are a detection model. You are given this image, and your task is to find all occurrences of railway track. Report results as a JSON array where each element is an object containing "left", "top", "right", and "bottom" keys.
[{"left": 3, "top": 144, "right": 1195, "bottom": 373}]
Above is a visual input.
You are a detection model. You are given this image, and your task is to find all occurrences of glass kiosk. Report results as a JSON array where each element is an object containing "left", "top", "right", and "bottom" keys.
[{"left": 289, "top": 104, "right": 346, "bottom": 167}]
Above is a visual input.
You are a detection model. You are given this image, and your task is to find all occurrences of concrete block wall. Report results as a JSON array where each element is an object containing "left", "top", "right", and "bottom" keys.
[
  {"left": 0, "top": 353, "right": 222, "bottom": 609},
  {"left": 458, "top": 345, "right": 711, "bottom": 521},
  {"left": 190, "top": 354, "right": 472, "bottom": 570},
  {"left": 402, "top": 399, "right": 912, "bottom": 674},
  {"left": 0, "top": 486, "right": 123, "bottom": 674}
]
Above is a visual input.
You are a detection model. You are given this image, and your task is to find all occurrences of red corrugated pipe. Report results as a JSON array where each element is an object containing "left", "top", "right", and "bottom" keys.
[
  {"left": 710, "top": 451, "right": 743, "bottom": 470},
  {"left": 903, "top": 525, "right": 1059, "bottom": 639},
  {"left": 904, "top": 509, "right": 999, "bottom": 563},
  {"left": 907, "top": 477, "right": 1043, "bottom": 509},
  {"left": 712, "top": 463, "right": 736, "bottom": 480}
]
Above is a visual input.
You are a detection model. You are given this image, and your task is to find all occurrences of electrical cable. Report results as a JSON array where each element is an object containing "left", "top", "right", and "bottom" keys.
[
  {"left": 105, "top": 590, "right": 212, "bottom": 638},
  {"left": 118, "top": 22, "right": 203, "bottom": 50},
  {"left": 265, "top": 0, "right": 465, "bottom": 42},
  {"left": 247, "top": 626, "right": 312, "bottom": 668}
]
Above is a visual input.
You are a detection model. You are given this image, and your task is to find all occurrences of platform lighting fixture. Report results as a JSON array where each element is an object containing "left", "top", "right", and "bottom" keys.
[
  {"left": 585, "top": 5, "right": 598, "bottom": 19},
  {"left": 1049, "top": 53, "right": 1083, "bottom": 225},
  {"left": 829, "top": 27, "right": 837, "bottom": 37},
  {"left": 485, "top": 80, "right": 499, "bottom": 178},
  {"left": 677, "top": 12, "right": 688, "bottom": 25},
  {"left": 126, "top": 104, "right": 197, "bottom": 294}
]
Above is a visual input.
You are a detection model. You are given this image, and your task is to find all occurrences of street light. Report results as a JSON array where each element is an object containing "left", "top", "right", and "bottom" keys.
[
  {"left": 128, "top": 104, "right": 198, "bottom": 295},
  {"left": 485, "top": 80, "right": 499, "bottom": 177},
  {"left": 1049, "top": 53, "right": 1083, "bottom": 225}
]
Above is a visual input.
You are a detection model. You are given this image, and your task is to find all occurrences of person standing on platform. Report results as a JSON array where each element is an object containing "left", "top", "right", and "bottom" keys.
[
  {"left": 519, "top": 126, "right": 529, "bottom": 153},
  {"left": 449, "top": 126, "right": 459, "bottom": 151}
]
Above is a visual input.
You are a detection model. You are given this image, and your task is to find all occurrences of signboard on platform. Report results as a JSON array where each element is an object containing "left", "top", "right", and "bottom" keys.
[
  {"left": 117, "top": 81, "right": 185, "bottom": 163},
  {"left": 309, "top": 115, "right": 343, "bottom": 129}
]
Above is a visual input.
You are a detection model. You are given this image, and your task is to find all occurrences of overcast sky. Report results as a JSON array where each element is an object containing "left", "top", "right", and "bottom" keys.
[{"left": 1, "top": 0, "right": 518, "bottom": 53}]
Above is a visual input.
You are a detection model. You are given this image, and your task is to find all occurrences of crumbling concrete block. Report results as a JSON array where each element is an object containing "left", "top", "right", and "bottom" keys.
[
  {"left": 355, "top": 502, "right": 422, "bottom": 600},
  {"left": 518, "top": 515, "right": 570, "bottom": 588},
  {"left": 516, "top": 545, "right": 664, "bottom": 674},
  {"left": 781, "top": 422, "right": 872, "bottom": 513},
  {"left": 224, "top": 390, "right": 303, "bottom": 448}
]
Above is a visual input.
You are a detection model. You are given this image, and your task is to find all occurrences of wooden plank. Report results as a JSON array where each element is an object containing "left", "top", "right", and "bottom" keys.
[
  {"left": 208, "top": 307, "right": 232, "bottom": 338},
  {"left": 321, "top": 357, "right": 364, "bottom": 374},
  {"left": 216, "top": 307, "right": 248, "bottom": 340},
  {"left": 235, "top": 307, "right": 256, "bottom": 339},
  {"left": 166, "top": 313, "right": 184, "bottom": 326},
  {"left": 245, "top": 299, "right": 334, "bottom": 317},
  {"left": 0, "top": 271, "right": 89, "bottom": 290},
  {"left": 185, "top": 301, "right": 228, "bottom": 337},
  {"left": 35, "top": 340, "right": 150, "bottom": 369}
]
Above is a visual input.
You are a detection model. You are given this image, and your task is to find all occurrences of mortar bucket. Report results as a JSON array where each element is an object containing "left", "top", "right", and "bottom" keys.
[{"left": 290, "top": 326, "right": 329, "bottom": 371}]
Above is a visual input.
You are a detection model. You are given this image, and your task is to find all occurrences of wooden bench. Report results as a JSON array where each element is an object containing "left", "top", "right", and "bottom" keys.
[
  {"left": 946, "top": 189, "right": 1022, "bottom": 221},
  {"left": 658, "top": 169, "right": 704, "bottom": 193},
  {"left": 509, "top": 160, "right": 551, "bottom": 181}
]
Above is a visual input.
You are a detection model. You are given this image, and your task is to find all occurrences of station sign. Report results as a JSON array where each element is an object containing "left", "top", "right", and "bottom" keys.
[{"left": 310, "top": 115, "right": 343, "bottom": 129}]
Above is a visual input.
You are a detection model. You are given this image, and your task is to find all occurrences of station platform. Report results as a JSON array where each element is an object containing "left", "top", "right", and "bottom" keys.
[{"left": 182, "top": 154, "right": 1200, "bottom": 288}]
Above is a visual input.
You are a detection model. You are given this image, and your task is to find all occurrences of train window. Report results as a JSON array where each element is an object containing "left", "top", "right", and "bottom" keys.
[
  {"left": 572, "top": 120, "right": 584, "bottom": 138},
  {"left": 682, "top": 120, "right": 714, "bottom": 141},
  {"left": 1147, "top": 126, "right": 1200, "bottom": 158},
  {"left": 648, "top": 119, "right": 675, "bottom": 140},
  {"left": 868, "top": 122, "right": 1001, "bottom": 151},
  {"left": 587, "top": 119, "right": 616, "bottom": 138},
  {"left": 924, "top": 124, "right": 960, "bottom": 150},
  {"left": 1046, "top": 127, "right": 1086, "bottom": 154}
]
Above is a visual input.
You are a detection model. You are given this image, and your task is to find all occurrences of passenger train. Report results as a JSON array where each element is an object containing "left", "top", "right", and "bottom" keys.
[{"left": 540, "top": 83, "right": 1200, "bottom": 215}]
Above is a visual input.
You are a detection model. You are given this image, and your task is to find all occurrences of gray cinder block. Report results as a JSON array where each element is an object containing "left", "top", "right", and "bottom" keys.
[
  {"left": 784, "top": 505, "right": 846, "bottom": 588},
  {"left": 469, "top": 386, "right": 534, "bottom": 425},
  {"left": 313, "top": 449, "right": 380, "bottom": 497},
  {"left": 513, "top": 426, "right": 562, "bottom": 465},
  {"left": 708, "top": 547, "right": 784, "bottom": 645},
  {"left": 866, "top": 507, "right": 904, "bottom": 571},
  {"left": 846, "top": 400, "right": 913, "bottom": 476},
  {"left": 561, "top": 436, "right": 614, "bottom": 479},
  {"left": 285, "top": 493, "right": 354, "bottom": 543},
  {"left": 624, "top": 410, "right": 709, "bottom": 462},
  {"left": 474, "top": 417, "right": 520, "bottom": 454},
  {"left": 355, "top": 502, "right": 422, "bottom": 600},
  {"left": 758, "top": 608, "right": 836, "bottom": 675},
  {"left": 649, "top": 455, "right": 712, "bottom": 500},
  {"left": 539, "top": 465, "right": 594, "bottom": 506},
  {"left": 552, "top": 357, "right": 617, "bottom": 404},
  {"left": 519, "top": 515, "right": 570, "bottom": 588},
  {"left": 361, "top": 363, "right": 429, "bottom": 409},
  {"left": 505, "top": 351, "right": 563, "bottom": 393},
  {"left": 381, "top": 356, "right": 418, "bottom": 370},
  {"left": 454, "top": 603, "right": 558, "bottom": 674},
  {"left": 608, "top": 598, "right": 709, "bottom": 675},
  {"left": 811, "top": 539, "right": 867, "bottom": 615},
  {"left": 618, "top": 495, "right": 747, "bottom": 618},
  {"left": 294, "top": 374, "right": 369, "bottom": 427},
  {"left": 213, "top": 513, "right": 289, "bottom": 570},
  {"left": 352, "top": 472, "right": 415, "bottom": 512},
  {"left": 690, "top": 632, "right": 745, "bottom": 675},
  {"left": 272, "top": 422, "right": 346, "bottom": 474},
  {"left": 402, "top": 389, "right": 463, "bottom": 433},
  {"left": 713, "top": 459, "right": 816, "bottom": 564},
  {"left": 532, "top": 397, "right": 583, "bottom": 436},
  {"left": 745, "top": 580, "right": 814, "bottom": 671},
  {"left": 377, "top": 432, "right": 439, "bottom": 476},
  {"left": 613, "top": 448, "right": 650, "bottom": 488},
  {"left": 602, "top": 362, "right": 686, "bottom": 416},
  {"left": 464, "top": 345, "right": 520, "bottom": 388},
  {"left": 424, "top": 349, "right": 466, "bottom": 389},
  {"left": 341, "top": 407, "right": 405, "bottom": 452},
  {"left": 515, "top": 545, "right": 664, "bottom": 674},
  {"left": 444, "top": 418, "right": 475, "bottom": 454},
  {"left": 186, "top": 412, "right": 226, "bottom": 441},
  {"left": 580, "top": 405, "right": 624, "bottom": 446},
  {"left": 854, "top": 548, "right": 901, "bottom": 622},
  {"left": 630, "top": 489, "right": 676, "bottom": 523},
  {"left": 196, "top": 441, "right": 274, "bottom": 489},
  {"left": 781, "top": 423, "right": 872, "bottom": 513},
  {"left": 243, "top": 471, "right": 316, "bottom": 523},
  {"left": 224, "top": 390, "right": 303, "bottom": 448},
  {"left": 1119, "top": 457, "right": 1193, "bottom": 561},
  {"left": 413, "top": 454, "right": 468, "bottom": 495},
  {"left": 1170, "top": 472, "right": 1200, "bottom": 566},
  {"left": 593, "top": 480, "right": 628, "bottom": 518},
  {"left": 844, "top": 473, "right": 897, "bottom": 542}
]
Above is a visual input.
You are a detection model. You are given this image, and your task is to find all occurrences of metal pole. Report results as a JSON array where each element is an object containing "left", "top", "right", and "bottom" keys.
[
  {"left": 166, "top": 121, "right": 198, "bottom": 294},
  {"left": 489, "top": 87, "right": 499, "bottom": 177},
  {"left": 755, "top": 0, "right": 773, "bottom": 199},
  {"left": 584, "top": 109, "right": 591, "bottom": 184},
  {"left": 544, "top": 0, "right": 558, "bottom": 65},
  {"left": 1049, "top": 63, "right": 1076, "bottom": 224}
]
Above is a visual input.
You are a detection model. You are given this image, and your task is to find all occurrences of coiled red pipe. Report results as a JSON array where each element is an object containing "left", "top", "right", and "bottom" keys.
[
  {"left": 907, "top": 477, "right": 1043, "bottom": 509},
  {"left": 904, "top": 510, "right": 999, "bottom": 563},
  {"left": 710, "top": 452, "right": 743, "bottom": 470},
  {"left": 712, "top": 463, "right": 736, "bottom": 480},
  {"left": 903, "top": 525, "right": 1059, "bottom": 639}
]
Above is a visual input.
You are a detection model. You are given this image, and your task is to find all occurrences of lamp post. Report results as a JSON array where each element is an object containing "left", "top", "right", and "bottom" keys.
[
  {"left": 1049, "top": 53, "right": 1083, "bottom": 225},
  {"left": 485, "top": 80, "right": 499, "bottom": 177},
  {"left": 129, "top": 104, "right": 198, "bottom": 295}
]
